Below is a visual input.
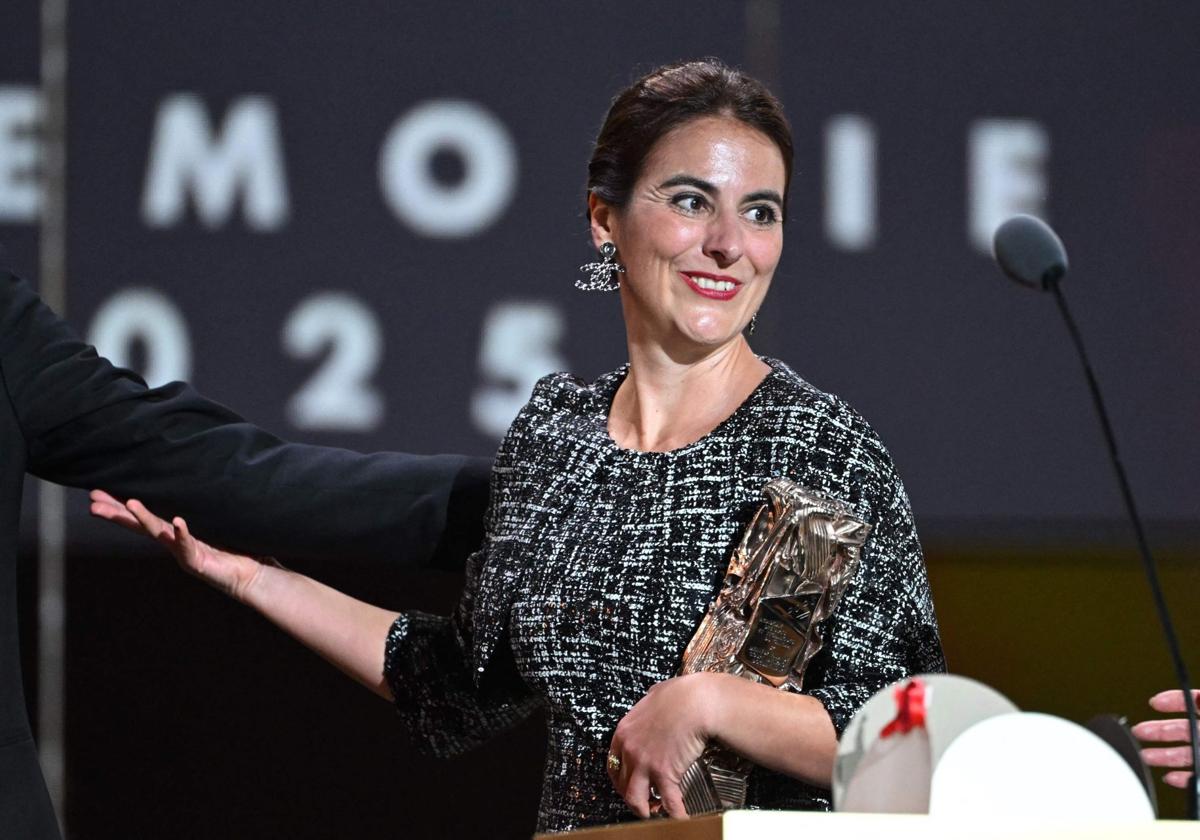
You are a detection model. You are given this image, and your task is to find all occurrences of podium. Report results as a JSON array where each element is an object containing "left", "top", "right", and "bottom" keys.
[{"left": 538, "top": 811, "right": 1198, "bottom": 839}]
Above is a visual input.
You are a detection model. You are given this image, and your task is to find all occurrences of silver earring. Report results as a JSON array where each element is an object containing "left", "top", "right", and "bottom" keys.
[
  {"left": 747, "top": 313, "right": 758, "bottom": 336},
  {"left": 577, "top": 241, "right": 624, "bottom": 291}
]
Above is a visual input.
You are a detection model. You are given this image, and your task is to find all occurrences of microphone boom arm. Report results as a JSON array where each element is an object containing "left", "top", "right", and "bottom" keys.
[{"left": 1048, "top": 277, "right": 1200, "bottom": 820}]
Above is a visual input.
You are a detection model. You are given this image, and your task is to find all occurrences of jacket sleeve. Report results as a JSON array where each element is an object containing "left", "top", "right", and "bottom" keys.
[
  {"left": 381, "top": 577, "right": 539, "bottom": 757},
  {"left": 747, "top": 462, "right": 946, "bottom": 811},
  {"left": 381, "top": 432, "right": 540, "bottom": 756},
  {"left": 802, "top": 472, "right": 946, "bottom": 737},
  {"left": 0, "top": 268, "right": 489, "bottom": 568}
]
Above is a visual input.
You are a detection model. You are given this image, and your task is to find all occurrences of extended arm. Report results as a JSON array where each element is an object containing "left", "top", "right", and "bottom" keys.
[
  {"left": 118, "top": 498, "right": 401, "bottom": 697},
  {"left": 243, "top": 565, "right": 399, "bottom": 697},
  {"left": 1, "top": 268, "right": 488, "bottom": 568},
  {"left": 101, "top": 494, "right": 539, "bottom": 750}
]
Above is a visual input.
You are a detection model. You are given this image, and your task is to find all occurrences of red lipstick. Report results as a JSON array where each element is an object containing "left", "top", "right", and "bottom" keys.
[{"left": 680, "top": 271, "right": 742, "bottom": 301}]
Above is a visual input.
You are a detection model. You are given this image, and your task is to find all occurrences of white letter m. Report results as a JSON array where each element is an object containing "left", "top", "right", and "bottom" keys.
[{"left": 142, "top": 94, "right": 288, "bottom": 230}]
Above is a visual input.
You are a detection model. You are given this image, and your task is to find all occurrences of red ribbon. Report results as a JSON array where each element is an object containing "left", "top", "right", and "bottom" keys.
[{"left": 880, "top": 678, "right": 928, "bottom": 738}]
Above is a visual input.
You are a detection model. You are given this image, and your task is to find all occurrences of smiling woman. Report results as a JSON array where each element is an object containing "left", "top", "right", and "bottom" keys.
[
  {"left": 595, "top": 114, "right": 786, "bottom": 452},
  {"left": 95, "top": 58, "right": 945, "bottom": 834}
]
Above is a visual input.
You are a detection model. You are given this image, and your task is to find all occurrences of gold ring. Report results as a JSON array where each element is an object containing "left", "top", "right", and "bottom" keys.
[{"left": 607, "top": 752, "right": 621, "bottom": 772}]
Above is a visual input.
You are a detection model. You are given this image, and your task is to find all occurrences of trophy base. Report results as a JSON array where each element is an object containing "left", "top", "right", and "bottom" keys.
[{"left": 680, "top": 750, "right": 750, "bottom": 815}]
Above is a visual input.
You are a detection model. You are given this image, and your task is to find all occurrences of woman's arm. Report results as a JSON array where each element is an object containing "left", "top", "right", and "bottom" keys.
[
  {"left": 705, "top": 674, "right": 837, "bottom": 781},
  {"left": 105, "top": 497, "right": 400, "bottom": 699},
  {"left": 240, "top": 564, "right": 400, "bottom": 699},
  {"left": 610, "top": 460, "right": 944, "bottom": 819},
  {"left": 97, "top": 493, "right": 542, "bottom": 749},
  {"left": 607, "top": 672, "right": 835, "bottom": 819}
]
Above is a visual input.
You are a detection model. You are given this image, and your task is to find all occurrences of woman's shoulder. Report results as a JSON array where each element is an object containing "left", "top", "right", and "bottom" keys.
[
  {"left": 525, "top": 369, "right": 617, "bottom": 416},
  {"left": 756, "top": 358, "right": 883, "bottom": 442},
  {"left": 494, "top": 368, "right": 617, "bottom": 460},
  {"left": 507, "top": 368, "right": 622, "bottom": 436},
  {"left": 748, "top": 358, "right": 902, "bottom": 503}
]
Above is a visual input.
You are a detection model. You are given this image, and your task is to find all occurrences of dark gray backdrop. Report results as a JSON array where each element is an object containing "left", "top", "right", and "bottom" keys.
[
  {"left": 8, "top": 3, "right": 1199, "bottom": 526},
  {"left": 2, "top": 2, "right": 1198, "bottom": 837}
]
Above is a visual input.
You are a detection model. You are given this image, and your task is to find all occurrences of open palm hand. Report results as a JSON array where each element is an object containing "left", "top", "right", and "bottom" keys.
[{"left": 90, "top": 490, "right": 266, "bottom": 602}]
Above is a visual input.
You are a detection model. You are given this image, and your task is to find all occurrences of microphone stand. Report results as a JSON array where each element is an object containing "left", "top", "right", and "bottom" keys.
[{"left": 1048, "top": 276, "right": 1199, "bottom": 820}]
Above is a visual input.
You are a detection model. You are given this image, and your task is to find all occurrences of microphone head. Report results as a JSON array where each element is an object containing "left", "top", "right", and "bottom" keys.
[{"left": 992, "top": 214, "right": 1069, "bottom": 290}]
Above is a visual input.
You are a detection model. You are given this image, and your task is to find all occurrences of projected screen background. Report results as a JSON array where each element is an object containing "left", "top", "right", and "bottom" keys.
[
  {"left": 3, "top": 2, "right": 1198, "bottom": 836},
  {"left": 5, "top": 3, "right": 1198, "bottom": 534}
]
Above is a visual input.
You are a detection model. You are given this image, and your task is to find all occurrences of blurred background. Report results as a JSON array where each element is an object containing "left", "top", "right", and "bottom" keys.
[{"left": 3, "top": 1, "right": 1198, "bottom": 835}]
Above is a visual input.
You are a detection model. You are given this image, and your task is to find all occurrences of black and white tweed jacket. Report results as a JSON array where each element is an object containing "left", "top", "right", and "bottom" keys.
[{"left": 384, "top": 358, "right": 945, "bottom": 833}]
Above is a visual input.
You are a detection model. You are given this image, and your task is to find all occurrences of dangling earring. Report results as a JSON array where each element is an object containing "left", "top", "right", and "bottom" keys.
[
  {"left": 746, "top": 313, "right": 758, "bottom": 336},
  {"left": 577, "top": 241, "right": 624, "bottom": 291}
]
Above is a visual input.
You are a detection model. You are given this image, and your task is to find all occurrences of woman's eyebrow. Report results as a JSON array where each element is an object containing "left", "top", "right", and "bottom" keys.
[
  {"left": 744, "top": 189, "right": 784, "bottom": 206},
  {"left": 659, "top": 175, "right": 782, "bottom": 207},
  {"left": 659, "top": 174, "right": 717, "bottom": 193}
]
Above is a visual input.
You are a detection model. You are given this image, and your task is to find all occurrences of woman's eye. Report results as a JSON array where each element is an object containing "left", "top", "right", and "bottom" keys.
[
  {"left": 745, "top": 205, "right": 779, "bottom": 225},
  {"left": 672, "top": 193, "right": 707, "bottom": 213}
]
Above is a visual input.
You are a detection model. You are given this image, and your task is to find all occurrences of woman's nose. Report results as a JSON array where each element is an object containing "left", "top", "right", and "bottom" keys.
[{"left": 701, "top": 215, "right": 743, "bottom": 267}]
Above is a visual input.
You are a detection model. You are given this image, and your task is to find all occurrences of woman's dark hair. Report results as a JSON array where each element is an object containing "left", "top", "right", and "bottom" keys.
[{"left": 587, "top": 58, "right": 794, "bottom": 220}]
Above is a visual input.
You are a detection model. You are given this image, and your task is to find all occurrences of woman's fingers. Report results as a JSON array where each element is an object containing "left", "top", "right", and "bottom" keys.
[
  {"left": 1131, "top": 718, "right": 1191, "bottom": 743},
  {"left": 607, "top": 742, "right": 685, "bottom": 819},
  {"left": 126, "top": 499, "right": 176, "bottom": 547},
  {"left": 622, "top": 768, "right": 652, "bottom": 819},
  {"left": 607, "top": 737, "right": 652, "bottom": 819},
  {"left": 608, "top": 675, "right": 714, "bottom": 820},
  {"left": 607, "top": 738, "right": 635, "bottom": 800},
  {"left": 1149, "top": 690, "right": 1200, "bottom": 713},
  {"left": 173, "top": 516, "right": 194, "bottom": 549},
  {"left": 172, "top": 517, "right": 204, "bottom": 570},
  {"left": 92, "top": 497, "right": 257, "bottom": 599},
  {"left": 88, "top": 490, "right": 143, "bottom": 532},
  {"left": 89, "top": 489, "right": 122, "bottom": 507},
  {"left": 606, "top": 748, "right": 623, "bottom": 787},
  {"left": 657, "top": 776, "right": 688, "bottom": 820}
]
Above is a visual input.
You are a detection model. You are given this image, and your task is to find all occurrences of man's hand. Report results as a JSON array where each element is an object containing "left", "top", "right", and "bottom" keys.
[{"left": 1131, "top": 689, "right": 1198, "bottom": 789}]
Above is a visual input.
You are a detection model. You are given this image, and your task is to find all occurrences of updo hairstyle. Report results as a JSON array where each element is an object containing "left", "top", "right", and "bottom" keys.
[{"left": 587, "top": 58, "right": 794, "bottom": 221}]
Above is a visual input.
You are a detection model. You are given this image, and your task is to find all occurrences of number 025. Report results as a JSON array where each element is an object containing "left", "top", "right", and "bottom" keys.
[{"left": 87, "top": 289, "right": 566, "bottom": 437}]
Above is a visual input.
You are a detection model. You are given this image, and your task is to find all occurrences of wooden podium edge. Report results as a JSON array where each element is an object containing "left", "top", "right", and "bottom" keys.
[
  {"left": 536, "top": 810, "right": 1197, "bottom": 839},
  {"left": 534, "top": 813, "right": 723, "bottom": 839}
]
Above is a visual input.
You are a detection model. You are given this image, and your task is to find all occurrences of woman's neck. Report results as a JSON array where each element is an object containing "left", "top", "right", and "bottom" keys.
[{"left": 608, "top": 338, "right": 771, "bottom": 453}]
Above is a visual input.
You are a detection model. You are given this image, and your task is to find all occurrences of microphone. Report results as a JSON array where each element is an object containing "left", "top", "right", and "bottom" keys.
[
  {"left": 991, "top": 215, "right": 1200, "bottom": 820},
  {"left": 992, "top": 214, "right": 1068, "bottom": 289}
]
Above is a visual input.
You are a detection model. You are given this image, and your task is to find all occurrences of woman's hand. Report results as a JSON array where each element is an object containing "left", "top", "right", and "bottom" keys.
[
  {"left": 608, "top": 670, "right": 837, "bottom": 819},
  {"left": 608, "top": 672, "right": 728, "bottom": 819},
  {"left": 1131, "top": 689, "right": 1198, "bottom": 789},
  {"left": 90, "top": 490, "right": 266, "bottom": 602}
]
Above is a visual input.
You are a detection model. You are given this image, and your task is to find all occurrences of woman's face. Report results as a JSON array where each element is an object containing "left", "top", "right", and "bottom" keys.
[{"left": 594, "top": 115, "right": 786, "bottom": 355}]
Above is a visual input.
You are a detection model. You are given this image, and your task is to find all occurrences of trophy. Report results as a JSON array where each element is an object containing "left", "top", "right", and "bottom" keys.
[{"left": 677, "top": 478, "right": 870, "bottom": 815}]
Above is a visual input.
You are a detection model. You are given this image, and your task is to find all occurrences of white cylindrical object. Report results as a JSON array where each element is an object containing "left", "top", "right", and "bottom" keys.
[{"left": 930, "top": 712, "right": 1154, "bottom": 821}]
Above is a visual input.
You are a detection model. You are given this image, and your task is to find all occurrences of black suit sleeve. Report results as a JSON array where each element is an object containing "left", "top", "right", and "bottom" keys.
[{"left": 0, "top": 269, "right": 489, "bottom": 568}]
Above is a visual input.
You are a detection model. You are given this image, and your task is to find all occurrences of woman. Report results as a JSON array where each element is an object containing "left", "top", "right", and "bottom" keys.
[{"left": 96, "top": 59, "right": 945, "bottom": 832}]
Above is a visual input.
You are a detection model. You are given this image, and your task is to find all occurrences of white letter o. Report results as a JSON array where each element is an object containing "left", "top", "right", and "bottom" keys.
[
  {"left": 87, "top": 288, "right": 192, "bottom": 387},
  {"left": 379, "top": 100, "right": 517, "bottom": 238}
]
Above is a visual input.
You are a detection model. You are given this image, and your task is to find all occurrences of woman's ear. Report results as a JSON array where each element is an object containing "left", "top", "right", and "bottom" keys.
[{"left": 588, "top": 193, "right": 616, "bottom": 251}]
